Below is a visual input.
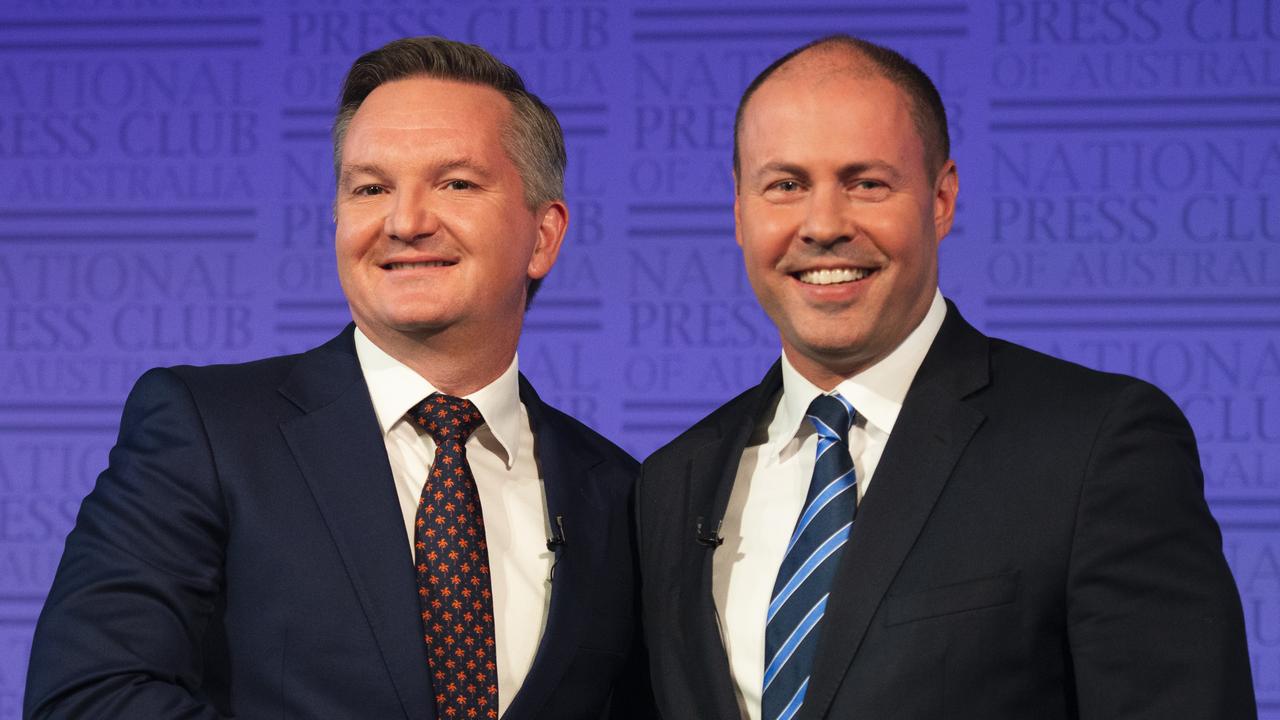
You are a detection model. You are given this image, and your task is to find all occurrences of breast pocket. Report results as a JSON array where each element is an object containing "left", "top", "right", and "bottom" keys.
[{"left": 884, "top": 571, "right": 1019, "bottom": 627}]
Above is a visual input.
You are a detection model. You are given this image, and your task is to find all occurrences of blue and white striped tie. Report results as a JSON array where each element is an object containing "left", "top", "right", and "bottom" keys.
[{"left": 762, "top": 393, "right": 858, "bottom": 720}]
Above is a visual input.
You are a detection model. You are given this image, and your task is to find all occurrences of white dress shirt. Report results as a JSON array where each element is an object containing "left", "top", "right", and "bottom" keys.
[
  {"left": 712, "top": 290, "right": 948, "bottom": 720},
  {"left": 354, "top": 329, "right": 553, "bottom": 717}
]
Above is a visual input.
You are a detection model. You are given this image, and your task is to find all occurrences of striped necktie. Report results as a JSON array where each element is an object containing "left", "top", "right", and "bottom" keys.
[{"left": 762, "top": 392, "right": 858, "bottom": 720}]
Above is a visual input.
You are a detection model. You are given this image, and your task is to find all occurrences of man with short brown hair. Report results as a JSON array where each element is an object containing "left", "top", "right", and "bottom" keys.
[
  {"left": 27, "top": 37, "right": 651, "bottom": 720},
  {"left": 638, "top": 35, "right": 1254, "bottom": 720}
]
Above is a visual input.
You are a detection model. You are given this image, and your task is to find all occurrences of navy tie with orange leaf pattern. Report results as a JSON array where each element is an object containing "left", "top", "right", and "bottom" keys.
[{"left": 410, "top": 393, "right": 498, "bottom": 720}]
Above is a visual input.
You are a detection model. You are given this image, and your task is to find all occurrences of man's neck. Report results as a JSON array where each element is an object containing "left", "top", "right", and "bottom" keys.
[
  {"left": 356, "top": 322, "right": 519, "bottom": 397},
  {"left": 781, "top": 290, "right": 947, "bottom": 392},
  {"left": 783, "top": 352, "right": 861, "bottom": 393}
]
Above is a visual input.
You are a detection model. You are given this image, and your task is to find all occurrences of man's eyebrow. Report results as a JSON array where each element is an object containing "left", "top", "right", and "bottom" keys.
[
  {"left": 750, "top": 161, "right": 904, "bottom": 185},
  {"left": 339, "top": 163, "right": 387, "bottom": 187},
  {"left": 339, "top": 158, "right": 494, "bottom": 186},
  {"left": 434, "top": 157, "right": 495, "bottom": 179},
  {"left": 753, "top": 162, "right": 812, "bottom": 184},
  {"left": 836, "top": 161, "right": 904, "bottom": 184}
]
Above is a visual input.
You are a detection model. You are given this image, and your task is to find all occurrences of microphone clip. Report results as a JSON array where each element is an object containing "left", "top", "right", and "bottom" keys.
[
  {"left": 695, "top": 516, "right": 724, "bottom": 548},
  {"left": 546, "top": 514, "right": 567, "bottom": 582},
  {"left": 546, "top": 514, "right": 566, "bottom": 551}
]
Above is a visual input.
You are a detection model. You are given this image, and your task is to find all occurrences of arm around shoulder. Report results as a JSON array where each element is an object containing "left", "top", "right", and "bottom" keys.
[
  {"left": 1066, "top": 379, "right": 1255, "bottom": 719},
  {"left": 25, "top": 367, "right": 229, "bottom": 719}
]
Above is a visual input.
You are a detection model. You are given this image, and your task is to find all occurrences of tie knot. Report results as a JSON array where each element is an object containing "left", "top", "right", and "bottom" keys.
[
  {"left": 409, "top": 393, "right": 484, "bottom": 444},
  {"left": 806, "top": 393, "right": 855, "bottom": 442}
]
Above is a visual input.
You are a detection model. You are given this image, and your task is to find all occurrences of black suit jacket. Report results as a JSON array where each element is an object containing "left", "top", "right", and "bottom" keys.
[
  {"left": 638, "top": 302, "right": 1254, "bottom": 719},
  {"left": 26, "top": 326, "right": 650, "bottom": 720}
]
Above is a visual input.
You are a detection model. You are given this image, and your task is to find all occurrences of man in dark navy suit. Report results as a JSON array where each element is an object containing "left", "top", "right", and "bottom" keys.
[
  {"left": 638, "top": 35, "right": 1254, "bottom": 720},
  {"left": 27, "top": 37, "right": 649, "bottom": 720}
]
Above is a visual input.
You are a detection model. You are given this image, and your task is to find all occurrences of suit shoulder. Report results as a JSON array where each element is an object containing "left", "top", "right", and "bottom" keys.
[
  {"left": 985, "top": 337, "right": 1180, "bottom": 418},
  {"left": 121, "top": 352, "right": 316, "bottom": 436},
  {"left": 535, "top": 401, "right": 639, "bottom": 474},
  {"left": 643, "top": 383, "right": 761, "bottom": 467},
  {"left": 991, "top": 336, "right": 1141, "bottom": 390},
  {"left": 160, "top": 351, "right": 306, "bottom": 402}
]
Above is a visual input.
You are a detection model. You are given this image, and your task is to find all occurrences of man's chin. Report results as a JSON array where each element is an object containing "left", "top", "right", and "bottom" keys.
[
  {"left": 788, "top": 325, "right": 870, "bottom": 357},
  {"left": 388, "top": 318, "right": 453, "bottom": 335},
  {"left": 782, "top": 328, "right": 883, "bottom": 376},
  {"left": 357, "top": 315, "right": 454, "bottom": 340}
]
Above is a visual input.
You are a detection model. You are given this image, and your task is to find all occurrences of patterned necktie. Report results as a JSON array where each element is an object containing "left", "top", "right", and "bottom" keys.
[
  {"left": 762, "top": 393, "right": 858, "bottom": 720},
  {"left": 409, "top": 393, "right": 499, "bottom": 720}
]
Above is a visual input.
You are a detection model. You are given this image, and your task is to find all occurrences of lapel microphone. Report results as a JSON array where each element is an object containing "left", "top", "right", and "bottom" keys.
[
  {"left": 546, "top": 514, "right": 567, "bottom": 550},
  {"left": 695, "top": 516, "right": 724, "bottom": 548},
  {"left": 546, "top": 514, "right": 566, "bottom": 582}
]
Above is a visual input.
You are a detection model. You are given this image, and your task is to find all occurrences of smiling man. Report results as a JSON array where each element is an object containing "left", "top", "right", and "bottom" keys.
[
  {"left": 26, "top": 37, "right": 650, "bottom": 720},
  {"left": 637, "top": 35, "right": 1254, "bottom": 720}
]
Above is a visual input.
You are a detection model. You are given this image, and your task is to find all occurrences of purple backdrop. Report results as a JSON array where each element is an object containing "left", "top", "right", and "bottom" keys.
[{"left": 1, "top": 1, "right": 1277, "bottom": 715}]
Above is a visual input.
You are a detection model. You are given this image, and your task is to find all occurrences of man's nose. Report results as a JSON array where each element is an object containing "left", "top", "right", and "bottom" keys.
[
  {"left": 799, "top": 185, "right": 852, "bottom": 246},
  {"left": 384, "top": 186, "right": 441, "bottom": 243}
]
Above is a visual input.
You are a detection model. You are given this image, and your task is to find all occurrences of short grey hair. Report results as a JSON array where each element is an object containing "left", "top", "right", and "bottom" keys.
[{"left": 332, "top": 36, "right": 566, "bottom": 210}]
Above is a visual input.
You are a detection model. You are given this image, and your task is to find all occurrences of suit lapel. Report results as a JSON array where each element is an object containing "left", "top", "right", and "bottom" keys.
[
  {"left": 682, "top": 363, "right": 785, "bottom": 719},
  {"left": 277, "top": 327, "right": 435, "bottom": 720},
  {"left": 499, "top": 376, "right": 607, "bottom": 719},
  {"left": 799, "top": 305, "right": 990, "bottom": 720}
]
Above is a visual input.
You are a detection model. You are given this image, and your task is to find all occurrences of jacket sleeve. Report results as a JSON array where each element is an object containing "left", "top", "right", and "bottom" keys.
[
  {"left": 24, "top": 368, "right": 229, "bottom": 720},
  {"left": 1066, "top": 380, "right": 1256, "bottom": 719}
]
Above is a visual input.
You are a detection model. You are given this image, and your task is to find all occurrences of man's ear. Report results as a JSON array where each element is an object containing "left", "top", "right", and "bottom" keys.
[
  {"left": 733, "top": 181, "right": 744, "bottom": 249},
  {"left": 932, "top": 159, "right": 959, "bottom": 243},
  {"left": 528, "top": 199, "right": 569, "bottom": 280}
]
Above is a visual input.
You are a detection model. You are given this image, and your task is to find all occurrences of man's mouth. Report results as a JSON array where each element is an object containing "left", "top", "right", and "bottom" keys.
[
  {"left": 383, "top": 261, "right": 454, "bottom": 270},
  {"left": 794, "top": 267, "right": 873, "bottom": 285}
]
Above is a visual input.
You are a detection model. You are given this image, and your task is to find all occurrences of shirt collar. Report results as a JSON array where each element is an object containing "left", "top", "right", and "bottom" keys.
[
  {"left": 353, "top": 327, "right": 522, "bottom": 469},
  {"left": 774, "top": 289, "right": 947, "bottom": 456}
]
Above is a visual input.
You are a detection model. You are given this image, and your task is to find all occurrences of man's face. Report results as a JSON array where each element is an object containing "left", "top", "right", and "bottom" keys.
[
  {"left": 335, "top": 76, "right": 565, "bottom": 349},
  {"left": 735, "top": 63, "right": 957, "bottom": 385}
]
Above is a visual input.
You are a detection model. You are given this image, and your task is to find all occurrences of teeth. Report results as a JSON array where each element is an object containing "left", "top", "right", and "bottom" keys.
[
  {"left": 797, "top": 267, "right": 870, "bottom": 285},
  {"left": 387, "top": 261, "right": 451, "bottom": 270}
]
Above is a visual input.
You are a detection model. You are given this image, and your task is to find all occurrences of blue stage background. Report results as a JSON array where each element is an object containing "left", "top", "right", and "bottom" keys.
[{"left": 1, "top": 1, "right": 1277, "bottom": 715}]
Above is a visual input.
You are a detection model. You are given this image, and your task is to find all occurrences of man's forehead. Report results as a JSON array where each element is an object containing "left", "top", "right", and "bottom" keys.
[
  {"left": 748, "top": 53, "right": 893, "bottom": 118},
  {"left": 771, "top": 45, "right": 878, "bottom": 83},
  {"left": 340, "top": 77, "right": 512, "bottom": 164},
  {"left": 349, "top": 76, "right": 511, "bottom": 131},
  {"left": 742, "top": 70, "right": 908, "bottom": 137},
  {"left": 737, "top": 72, "right": 926, "bottom": 182}
]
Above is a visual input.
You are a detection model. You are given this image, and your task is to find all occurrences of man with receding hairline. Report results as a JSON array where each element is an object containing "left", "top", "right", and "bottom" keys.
[
  {"left": 638, "top": 35, "right": 1253, "bottom": 720},
  {"left": 27, "top": 36, "right": 652, "bottom": 720}
]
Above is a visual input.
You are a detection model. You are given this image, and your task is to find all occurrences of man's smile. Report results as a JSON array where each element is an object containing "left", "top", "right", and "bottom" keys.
[
  {"left": 381, "top": 259, "right": 457, "bottom": 271},
  {"left": 793, "top": 267, "right": 874, "bottom": 285}
]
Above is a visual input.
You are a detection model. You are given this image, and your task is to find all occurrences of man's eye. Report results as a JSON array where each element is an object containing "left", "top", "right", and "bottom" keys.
[
  {"left": 773, "top": 180, "right": 801, "bottom": 192},
  {"left": 445, "top": 180, "right": 473, "bottom": 190},
  {"left": 354, "top": 185, "right": 386, "bottom": 196},
  {"left": 855, "top": 180, "right": 884, "bottom": 191}
]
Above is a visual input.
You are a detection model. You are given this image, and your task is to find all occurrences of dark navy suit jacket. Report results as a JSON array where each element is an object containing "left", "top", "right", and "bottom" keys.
[
  {"left": 26, "top": 326, "right": 651, "bottom": 720},
  {"left": 638, "top": 302, "right": 1254, "bottom": 719}
]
